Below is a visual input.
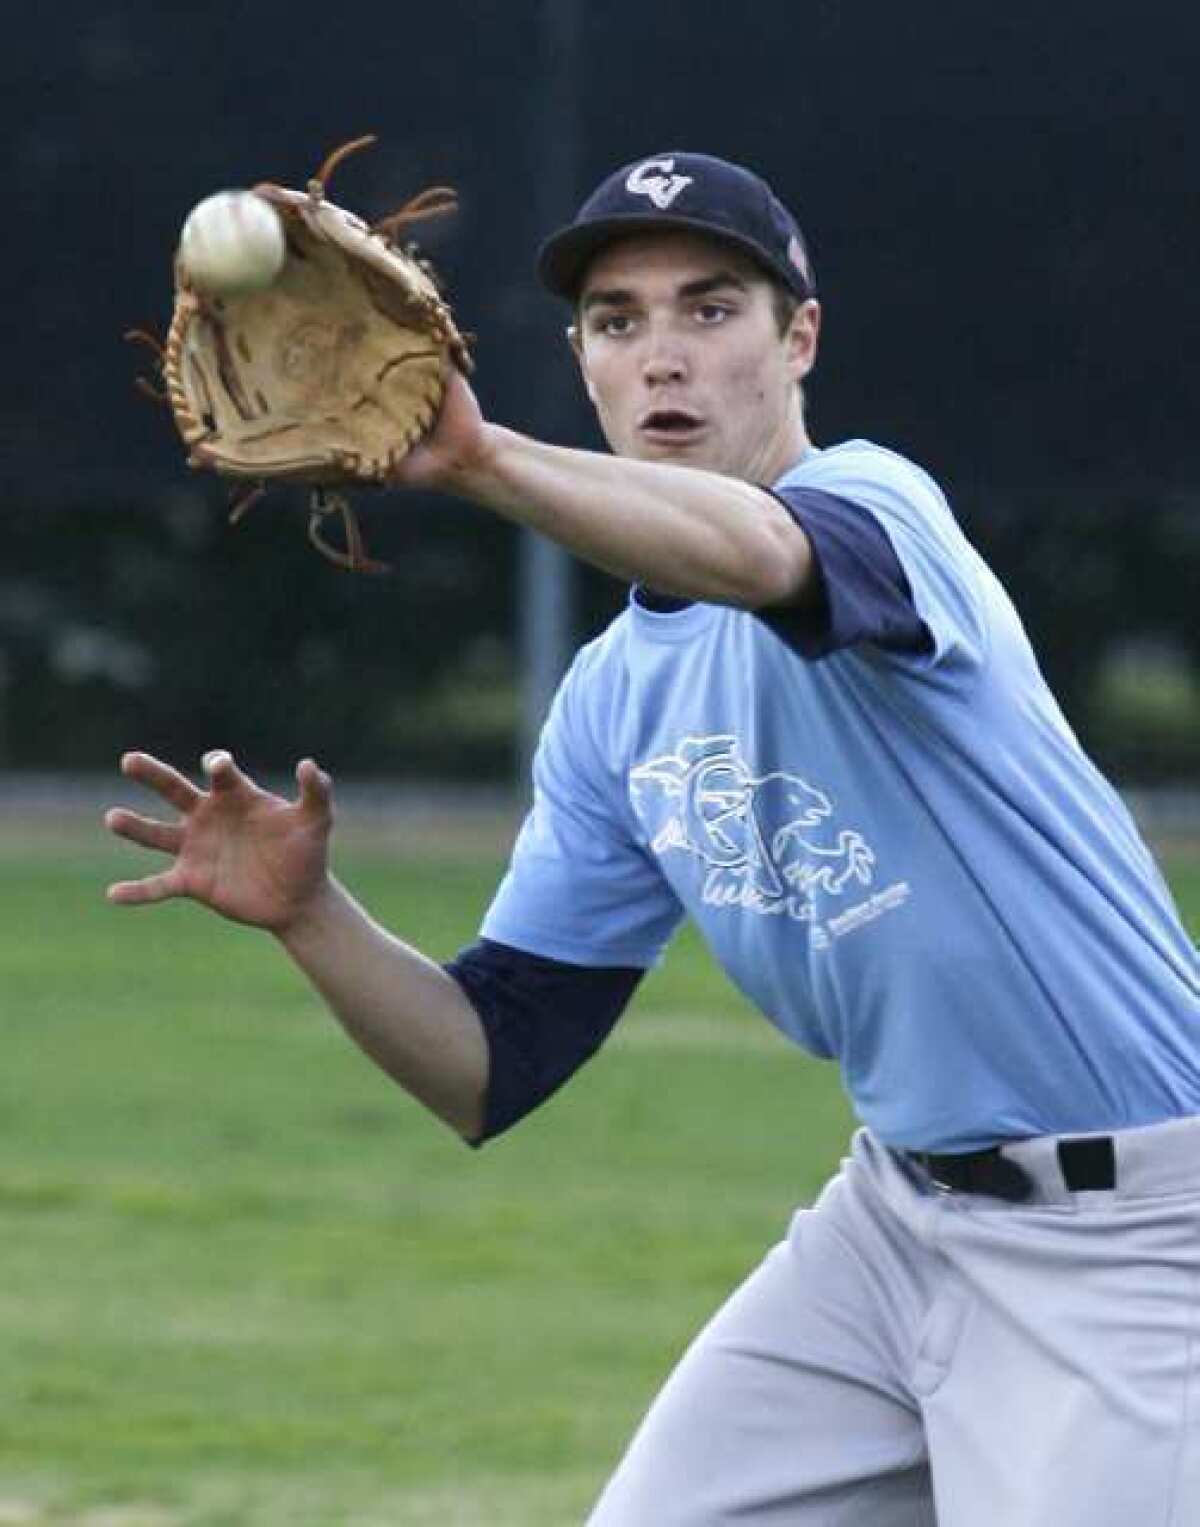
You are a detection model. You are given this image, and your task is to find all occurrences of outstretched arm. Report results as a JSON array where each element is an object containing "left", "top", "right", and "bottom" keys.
[
  {"left": 105, "top": 750, "right": 488, "bottom": 1140},
  {"left": 390, "top": 373, "right": 815, "bottom": 608}
]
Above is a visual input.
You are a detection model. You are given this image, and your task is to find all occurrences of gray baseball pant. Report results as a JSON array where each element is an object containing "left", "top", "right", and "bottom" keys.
[{"left": 587, "top": 1116, "right": 1200, "bottom": 1526}]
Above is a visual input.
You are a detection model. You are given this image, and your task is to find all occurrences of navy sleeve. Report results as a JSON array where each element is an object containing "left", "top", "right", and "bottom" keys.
[
  {"left": 756, "top": 486, "right": 933, "bottom": 659},
  {"left": 444, "top": 938, "right": 645, "bottom": 1144}
]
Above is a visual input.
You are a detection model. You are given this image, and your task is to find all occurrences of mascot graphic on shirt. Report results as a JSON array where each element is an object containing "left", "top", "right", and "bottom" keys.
[{"left": 630, "top": 734, "right": 875, "bottom": 919}]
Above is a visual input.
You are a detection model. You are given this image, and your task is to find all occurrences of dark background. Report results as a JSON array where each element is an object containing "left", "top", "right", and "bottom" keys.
[{"left": 3, "top": 1, "right": 1198, "bottom": 781}]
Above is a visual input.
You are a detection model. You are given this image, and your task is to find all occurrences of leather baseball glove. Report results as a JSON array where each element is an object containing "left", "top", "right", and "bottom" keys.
[{"left": 129, "top": 136, "right": 472, "bottom": 573}]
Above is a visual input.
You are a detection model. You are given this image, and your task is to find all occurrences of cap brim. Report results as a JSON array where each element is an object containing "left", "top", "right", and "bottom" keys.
[{"left": 536, "top": 214, "right": 807, "bottom": 301}]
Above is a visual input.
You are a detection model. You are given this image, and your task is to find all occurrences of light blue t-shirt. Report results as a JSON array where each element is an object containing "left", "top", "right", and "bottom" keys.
[{"left": 483, "top": 441, "right": 1200, "bottom": 1150}]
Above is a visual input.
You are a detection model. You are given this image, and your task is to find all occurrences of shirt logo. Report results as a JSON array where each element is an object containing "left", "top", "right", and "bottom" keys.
[
  {"left": 625, "top": 157, "right": 694, "bottom": 210},
  {"left": 630, "top": 734, "right": 875, "bottom": 922}
]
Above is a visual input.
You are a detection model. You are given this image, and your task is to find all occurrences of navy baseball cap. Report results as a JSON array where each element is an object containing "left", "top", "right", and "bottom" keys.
[{"left": 537, "top": 151, "right": 816, "bottom": 303}]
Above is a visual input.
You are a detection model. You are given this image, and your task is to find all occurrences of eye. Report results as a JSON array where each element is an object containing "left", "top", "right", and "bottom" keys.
[
  {"left": 591, "top": 311, "right": 636, "bottom": 338},
  {"left": 694, "top": 302, "right": 732, "bottom": 325}
]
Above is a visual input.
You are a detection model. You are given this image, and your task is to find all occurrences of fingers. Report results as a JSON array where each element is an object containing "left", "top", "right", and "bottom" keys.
[
  {"left": 106, "top": 869, "right": 182, "bottom": 907},
  {"left": 120, "top": 751, "right": 203, "bottom": 814},
  {"left": 295, "top": 757, "right": 333, "bottom": 820},
  {"left": 201, "top": 749, "right": 246, "bottom": 794},
  {"left": 104, "top": 807, "right": 185, "bottom": 855},
  {"left": 120, "top": 747, "right": 253, "bottom": 806}
]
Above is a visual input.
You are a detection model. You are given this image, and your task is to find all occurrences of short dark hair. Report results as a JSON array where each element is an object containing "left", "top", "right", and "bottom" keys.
[{"left": 768, "top": 279, "right": 801, "bottom": 338}]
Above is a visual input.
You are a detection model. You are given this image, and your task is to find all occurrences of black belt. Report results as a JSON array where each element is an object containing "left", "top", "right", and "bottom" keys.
[{"left": 907, "top": 1136, "right": 1116, "bottom": 1202}]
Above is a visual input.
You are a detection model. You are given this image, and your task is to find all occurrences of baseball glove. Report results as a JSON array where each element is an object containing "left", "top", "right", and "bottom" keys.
[{"left": 129, "top": 135, "right": 472, "bottom": 573}]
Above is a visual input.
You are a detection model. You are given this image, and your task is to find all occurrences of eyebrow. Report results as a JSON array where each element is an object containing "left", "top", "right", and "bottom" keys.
[{"left": 580, "top": 270, "right": 751, "bottom": 313}]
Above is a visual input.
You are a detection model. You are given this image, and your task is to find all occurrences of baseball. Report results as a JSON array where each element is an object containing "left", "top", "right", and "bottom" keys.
[{"left": 177, "top": 190, "right": 286, "bottom": 296}]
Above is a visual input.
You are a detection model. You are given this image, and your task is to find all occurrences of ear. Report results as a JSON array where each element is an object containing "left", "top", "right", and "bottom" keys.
[
  {"left": 567, "top": 323, "right": 599, "bottom": 406},
  {"left": 785, "top": 299, "right": 821, "bottom": 384}
]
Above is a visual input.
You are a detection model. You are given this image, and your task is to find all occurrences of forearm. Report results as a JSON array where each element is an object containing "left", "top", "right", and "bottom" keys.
[
  {"left": 446, "top": 426, "right": 812, "bottom": 606},
  {"left": 277, "top": 877, "right": 489, "bottom": 1141}
]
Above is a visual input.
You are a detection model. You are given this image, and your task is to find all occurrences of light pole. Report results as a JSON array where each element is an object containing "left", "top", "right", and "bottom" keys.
[{"left": 517, "top": 0, "right": 583, "bottom": 790}]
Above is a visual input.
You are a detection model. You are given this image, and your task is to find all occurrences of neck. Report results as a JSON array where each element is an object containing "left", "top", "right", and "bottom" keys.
[{"left": 752, "top": 407, "right": 812, "bottom": 486}]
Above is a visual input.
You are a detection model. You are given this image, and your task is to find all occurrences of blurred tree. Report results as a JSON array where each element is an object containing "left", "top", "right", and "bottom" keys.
[
  {"left": 0, "top": 490, "right": 515, "bottom": 778},
  {"left": 960, "top": 482, "right": 1200, "bottom": 781},
  {"left": 2, "top": 0, "right": 1198, "bottom": 781}
]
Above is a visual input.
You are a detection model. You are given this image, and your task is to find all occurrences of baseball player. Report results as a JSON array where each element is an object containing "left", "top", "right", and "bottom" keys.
[{"left": 106, "top": 152, "right": 1200, "bottom": 1525}]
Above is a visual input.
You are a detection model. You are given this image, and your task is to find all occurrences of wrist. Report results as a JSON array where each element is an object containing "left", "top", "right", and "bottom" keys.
[
  {"left": 441, "top": 423, "right": 519, "bottom": 506},
  {"left": 273, "top": 873, "right": 345, "bottom": 952}
]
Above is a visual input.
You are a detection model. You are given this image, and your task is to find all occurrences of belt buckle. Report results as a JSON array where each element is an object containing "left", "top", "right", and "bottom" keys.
[
  {"left": 909, "top": 1147, "right": 1034, "bottom": 1202},
  {"left": 912, "top": 1152, "right": 958, "bottom": 1195}
]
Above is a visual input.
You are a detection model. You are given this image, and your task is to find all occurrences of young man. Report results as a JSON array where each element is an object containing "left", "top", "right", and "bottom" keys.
[{"left": 107, "top": 153, "right": 1200, "bottom": 1525}]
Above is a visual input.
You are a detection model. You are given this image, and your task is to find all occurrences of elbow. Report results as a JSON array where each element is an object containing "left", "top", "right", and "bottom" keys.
[
  {"left": 727, "top": 515, "right": 814, "bottom": 610},
  {"left": 446, "top": 1081, "right": 488, "bottom": 1146}
]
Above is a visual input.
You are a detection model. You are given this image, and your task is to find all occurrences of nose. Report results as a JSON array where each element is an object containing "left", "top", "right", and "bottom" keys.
[
  {"left": 641, "top": 323, "right": 689, "bottom": 387},
  {"left": 644, "top": 354, "right": 686, "bottom": 386}
]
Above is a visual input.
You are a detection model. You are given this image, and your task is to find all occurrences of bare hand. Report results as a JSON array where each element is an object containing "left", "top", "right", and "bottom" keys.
[
  {"left": 105, "top": 750, "right": 333, "bottom": 934},
  {"left": 386, "top": 368, "right": 492, "bottom": 494}
]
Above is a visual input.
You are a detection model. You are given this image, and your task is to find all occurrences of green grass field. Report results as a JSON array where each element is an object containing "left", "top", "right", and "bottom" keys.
[{"left": 1, "top": 807, "right": 1196, "bottom": 1526}]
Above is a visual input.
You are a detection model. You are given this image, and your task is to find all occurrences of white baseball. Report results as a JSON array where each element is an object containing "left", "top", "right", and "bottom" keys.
[{"left": 178, "top": 190, "right": 286, "bottom": 296}]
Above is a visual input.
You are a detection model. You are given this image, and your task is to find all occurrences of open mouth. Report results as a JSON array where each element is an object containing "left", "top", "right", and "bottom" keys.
[{"left": 638, "top": 408, "right": 705, "bottom": 442}]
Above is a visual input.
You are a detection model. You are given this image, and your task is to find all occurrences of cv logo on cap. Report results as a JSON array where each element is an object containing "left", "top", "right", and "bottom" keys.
[{"left": 625, "top": 157, "right": 693, "bottom": 210}]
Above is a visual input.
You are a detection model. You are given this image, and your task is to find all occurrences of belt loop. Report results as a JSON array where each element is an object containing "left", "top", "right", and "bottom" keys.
[{"left": 1004, "top": 1135, "right": 1071, "bottom": 1206}]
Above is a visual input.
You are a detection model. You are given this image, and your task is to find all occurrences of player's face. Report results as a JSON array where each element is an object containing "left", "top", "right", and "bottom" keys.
[{"left": 571, "top": 232, "right": 819, "bottom": 483}]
